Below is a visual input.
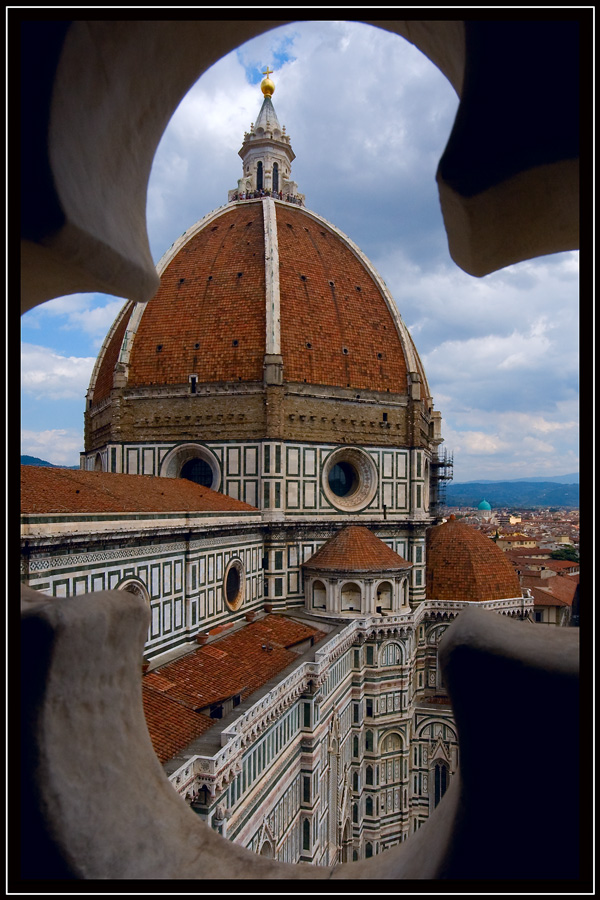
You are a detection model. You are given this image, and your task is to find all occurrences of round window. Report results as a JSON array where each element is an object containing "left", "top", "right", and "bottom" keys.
[
  {"left": 322, "top": 447, "right": 378, "bottom": 511},
  {"left": 223, "top": 558, "right": 245, "bottom": 611},
  {"left": 328, "top": 461, "right": 358, "bottom": 497},
  {"left": 159, "top": 443, "right": 221, "bottom": 491},
  {"left": 181, "top": 457, "right": 213, "bottom": 487}
]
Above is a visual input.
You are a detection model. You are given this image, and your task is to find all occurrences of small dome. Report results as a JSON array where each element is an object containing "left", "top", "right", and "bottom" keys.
[
  {"left": 426, "top": 517, "right": 521, "bottom": 603},
  {"left": 303, "top": 526, "right": 411, "bottom": 574},
  {"left": 478, "top": 499, "right": 492, "bottom": 510}
]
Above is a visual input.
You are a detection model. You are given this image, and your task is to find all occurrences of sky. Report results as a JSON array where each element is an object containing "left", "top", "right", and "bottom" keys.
[{"left": 20, "top": 20, "right": 579, "bottom": 483}]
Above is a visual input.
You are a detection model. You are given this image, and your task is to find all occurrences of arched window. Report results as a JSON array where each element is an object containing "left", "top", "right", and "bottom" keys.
[
  {"left": 257, "top": 161, "right": 263, "bottom": 191},
  {"left": 366, "top": 765, "right": 373, "bottom": 785},
  {"left": 434, "top": 760, "right": 450, "bottom": 808},
  {"left": 341, "top": 582, "right": 361, "bottom": 611},
  {"left": 273, "top": 162, "right": 279, "bottom": 192},
  {"left": 352, "top": 771, "right": 359, "bottom": 792},
  {"left": 302, "top": 818, "right": 310, "bottom": 850},
  {"left": 352, "top": 735, "right": 359, "bottom": 758},
  {"left": 365, "top": 730, "right": 374, "bottom": 752},
  {"left": 365, "top": 796, "right": 373, "bottom": 816},
  {"left": 376, "top": 581, "right": 393, "bottom": 611},
  {"left": 352, "top": 803, "right": 358, "bottom": 823},
  {"left": 260, "top": 839, "right": 274, "bottom": 858},
  {"left": 312, "top": 580, "right": 326, "bottom": 609},
  {"left": 381, "top": 641, "right": 403, "bottom": 666},
  {"left": 365, "top": 842, "right": 373, "bottom": 858}
]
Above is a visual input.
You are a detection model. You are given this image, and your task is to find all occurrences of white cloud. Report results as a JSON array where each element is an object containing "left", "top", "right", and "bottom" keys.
[
  {"left": 19, "top": 21, "right": 579, "bottom": 483},
  {"left": 21, "top": 429, "right": 83, "bottom": 467},
  {"left": 21, "top": 344, "right": 95, "bottom": 400},
  {"left": 21, "top": 294, "right": 126, "bottom": 349}
]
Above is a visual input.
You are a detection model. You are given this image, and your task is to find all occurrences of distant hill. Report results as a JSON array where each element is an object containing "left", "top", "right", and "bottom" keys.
[
  {"left": 21, "top": 455, "right": 57, "bottom": 467},
  {"left": 21, "top": 455, "right": 79, "bottom": 470},
  {"left": 455, "top": 473, "right": 579, "bottom": 485},
  {"left": 446, "top": 481, "right": 579, "bottom": 508}
]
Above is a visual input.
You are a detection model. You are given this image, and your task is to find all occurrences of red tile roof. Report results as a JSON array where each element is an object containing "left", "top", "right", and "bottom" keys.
[
  {"left": 520, "top": 573, "right": 578, "bottom": 607},
  {"left": 277, "top": 208, "right": 409, "bottom": 392},
  {"left": 426, "top": 516, "right": 522, "bottom": 603},
  {"left": 92, "top": 300, "right": 135, "bottom": 404},
  {"left": 97, "top": 203, "right": 414, "bottom": 395},
  {"left": 303, "top": 526, "right": 412, "bottom": 573},
  {"left": 505, "top": 548, "right": 554, "bottom": 563},
  {"left": 127, "top": 205, "right": 267, "bottom": 387},
  {"left": 20, "top": 466, "right": 257, "bottom": 515},
  {"left": 144, "top": 615, "right": 325, "bottom": 711},
  {"left": 541, "top": 559, "right": 579, "bottom": 573},
  {"left": 142, "top": 685, "right": 214, "bottom": 764}
]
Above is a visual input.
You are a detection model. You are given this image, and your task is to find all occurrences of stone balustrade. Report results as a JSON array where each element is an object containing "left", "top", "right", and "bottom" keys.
[{"left": 19, "top": 582, "right": 580, "bottom": 882}]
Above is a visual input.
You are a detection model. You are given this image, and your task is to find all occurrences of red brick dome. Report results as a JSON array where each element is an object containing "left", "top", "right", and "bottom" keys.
[
  {"left": 89, "top": 199, "right": 426, "bottom": 403},
  {"left": 426, "top": 516, "right": 522, "bottom": 603},
  {"left": 303, "top": 525, "right": 412, "bottom": 574}
]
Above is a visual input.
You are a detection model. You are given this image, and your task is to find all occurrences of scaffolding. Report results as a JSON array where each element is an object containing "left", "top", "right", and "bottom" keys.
[{"left": 430, "top": 448, "right": 454, "bottom": 516}]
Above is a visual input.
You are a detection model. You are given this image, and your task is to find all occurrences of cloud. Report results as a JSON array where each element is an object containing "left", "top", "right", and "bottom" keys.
[
  {"left": 21, "top": 344, "right": 96, "bottom": 400},
  {"left": 21, "top": 294, "right": 126, "bottom": 350},
  {"left": 19, "top": 21, "right": 579, "bottom": 479},
  {"left": 21, "top": 429, "right": 83, "bottom": 467}
]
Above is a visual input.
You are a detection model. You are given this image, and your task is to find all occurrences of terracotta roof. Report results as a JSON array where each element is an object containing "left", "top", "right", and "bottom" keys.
[
  {"left": 20, "top": 466, "right": 257, "bottom": 514},
  {"left": 277, "top": 207, "right": 409, "bottom": 392},
  {"left": 143, "top": 615, "right": 325, "bottom": 712},
  {"left": 426, "top": 516, "right": 522, "bottom": 603},
  {"left": 142, "top": 685, "right": 214, "bottom": 765},
  {"left": 303, "top": 526, "right": 411, "bottom": 573},
  {"left": 540, "top": 559, "right": 579, "bottom": 573},
  {"left": 505, "top": 548, "right": 554, "bottom": 559},
  {"left": 92, "top": 300, "right": 135, "bottom": 403},
  {"left": 94, "top": 202, "right": 413, "bottom": 397},
  {"left": 127, "top": 205, "right": 267, "bottom": 388},
  {"left": 520, "top": 573, "right": 578, "bottom": 607}
]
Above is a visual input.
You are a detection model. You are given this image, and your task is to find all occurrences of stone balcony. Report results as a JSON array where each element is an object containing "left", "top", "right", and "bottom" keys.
[{"left": 20, "top": 583, "right": 581, "bottom": 882}]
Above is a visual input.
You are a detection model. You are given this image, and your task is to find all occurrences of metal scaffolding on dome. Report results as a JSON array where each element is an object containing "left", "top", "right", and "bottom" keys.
[{"left": 430, "top": 448, "right": 454, "bottom": 515}]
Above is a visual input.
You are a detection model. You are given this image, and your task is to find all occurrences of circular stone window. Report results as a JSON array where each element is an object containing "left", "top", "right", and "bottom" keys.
[
  {"left": 322, "top": 447, "right": 378, "bottom": 511},
  {"left": 160, "top": 443, "right": 221, "bottom": 492},
  {"left": 180, "top": 457, "right": 213, "bottom": 487},
  {"left": 223, "top": 558, "right": 245, "bottom": 611}
]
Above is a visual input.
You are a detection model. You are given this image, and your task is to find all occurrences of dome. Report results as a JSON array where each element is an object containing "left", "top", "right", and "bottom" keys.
[
  {"left": 303, "top": 525, "right": 412, "bottom": 574},
  {"left": 84, "top": 74, "right": 442, "bottom": 503},
  {"left": 85, "top": 198, "right": 433, "bottom": 451},
  {"left": 92, "top": 202, "right": 422, "bottom": 395},
  {"left": 426, "top": 516, "right": 522, "bottom": 603},
  {"left": 477, "top": 499, "right": 492, "bottom": 510}
]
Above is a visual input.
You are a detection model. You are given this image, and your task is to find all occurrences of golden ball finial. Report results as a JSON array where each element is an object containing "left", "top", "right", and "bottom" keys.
[{"left": 261, "top": 67, "right": 275, "bottom": 97}]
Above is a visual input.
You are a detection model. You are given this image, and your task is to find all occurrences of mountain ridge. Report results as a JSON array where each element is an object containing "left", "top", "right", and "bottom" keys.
[
  {"left": 445, "top": 480, "right": 578, "bottom": 508},
  {"left": 21, "top": 455, "right": 79, "bottom": 470},
  {"left": 453, "top": 473, "right": 578, "bottom": 485}
]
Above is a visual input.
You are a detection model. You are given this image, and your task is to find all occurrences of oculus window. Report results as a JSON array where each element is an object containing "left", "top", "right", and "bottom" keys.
[
  {"left": 322, "top": 447, "right": 378, "bottom": 512},
  {"left": 223, "top": 558, "right": 245, "bottom": 611}
]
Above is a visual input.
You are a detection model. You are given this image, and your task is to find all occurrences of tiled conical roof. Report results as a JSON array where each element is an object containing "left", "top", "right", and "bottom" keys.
[
  {"left": 426, "top": 516, "right": 522, "bottom": 603},
  {"left": 303, "top": 526, "right": 412, "bottom": 574}
]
